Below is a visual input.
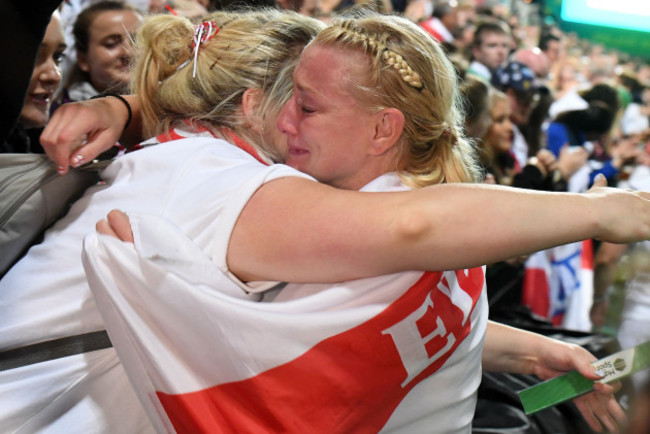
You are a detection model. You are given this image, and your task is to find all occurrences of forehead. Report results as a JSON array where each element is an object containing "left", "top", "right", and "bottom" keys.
[
  {"left": 89, "top": 10, "right": 141, "bottom": 36},
  {"left": 480, "top": 31, "right": 509, "bottom": 45},
  {"left": 295, "top": 44, "right": 368, "bottom": 94},
  {"left": 43, "top": 14, "right": 65, "bottom": 47},
  {"left": 492, "top": 97, "right": 510, "bottom": 112}
]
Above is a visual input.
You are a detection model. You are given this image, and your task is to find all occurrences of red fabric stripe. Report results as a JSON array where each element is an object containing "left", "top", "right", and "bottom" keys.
[
  {"left": 224, "top": 130, "right": 269, "bottom": 166},
  {"left": 152, "top": 126, "right": 268, "bottom": 166},
  {"left": 581, "top": 239, "right": 594, "bottom": 270},
  {"left": 157, "top": 268, "right": 484, "bottom": 433},
  {"left": 420, "top": 21, "right": 443, "bottom": 42},
  {"left": 156, "top": 129, "right": 186, "bottom": 143},
  {"left": 522, "top": 268, "right": 550, "bottom": 318}
]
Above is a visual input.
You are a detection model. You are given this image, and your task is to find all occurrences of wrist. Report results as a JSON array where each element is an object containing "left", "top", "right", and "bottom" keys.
[{"left": 90, "top": 93, "right": 132, "bottom": 131}]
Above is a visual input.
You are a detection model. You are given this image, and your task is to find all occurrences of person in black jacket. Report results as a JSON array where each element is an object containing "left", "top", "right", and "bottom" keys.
[{"left": 0, "top": 0, "right": 62, "bottom": 146}]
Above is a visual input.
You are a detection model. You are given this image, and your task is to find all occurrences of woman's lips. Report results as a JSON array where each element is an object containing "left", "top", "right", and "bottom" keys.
[
  {"left": 28, "top": 93, "right": 51, "bottom": 106},
  {"left": 288, "top": 146, "right": 308, "bottom": 156}
]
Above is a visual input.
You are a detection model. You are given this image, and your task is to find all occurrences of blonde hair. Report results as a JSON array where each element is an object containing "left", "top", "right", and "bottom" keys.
[
  {"left": 132, "top": 9, "right": 324, "bottom": 161},
  {"left": 480, "top": 90, "right": 512, "bottom": 185},
  {"left": 311, "top": 13, "right": 481, "bottom": 187}
]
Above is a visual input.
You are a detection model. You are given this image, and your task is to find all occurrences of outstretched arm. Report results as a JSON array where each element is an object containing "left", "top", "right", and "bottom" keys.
[
  {"left": 41, "top": 95, "right": 143, "bottom": 174},
  {"left": 227, "top": 174, "right": 650, "bottom": 282},
  {"left": 99, "top": 175, "right": 650, "bottom": 283},
  {"left": 482, "top": 321, "right": 625, "bottom": 433}
]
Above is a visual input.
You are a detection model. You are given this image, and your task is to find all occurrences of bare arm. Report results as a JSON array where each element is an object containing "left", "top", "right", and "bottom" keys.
[
  {"left": 227, "top": 175, "right": 650, "bottom": 283},
  {"left": 40, "top": 95, "right": 143, "bottom": 174},
  {"left": 482, "top": 321, "right": 625, "bottom": 433},
  {"left": 97, "top": 172, "right": 650, "bottom": 283}
]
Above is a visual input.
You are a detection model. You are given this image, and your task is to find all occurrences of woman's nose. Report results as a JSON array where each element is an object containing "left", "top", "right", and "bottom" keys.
[{"left": 276, "top": 95, "right": 298, "bottom": 136}]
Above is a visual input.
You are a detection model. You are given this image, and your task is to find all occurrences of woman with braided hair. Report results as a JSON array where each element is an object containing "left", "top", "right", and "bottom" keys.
[
  {"left": 62, "top": 12, "right": 636, "bottom": 432},
  {"left": 264, "top": 14, "right": 625, "bottom": 432}
]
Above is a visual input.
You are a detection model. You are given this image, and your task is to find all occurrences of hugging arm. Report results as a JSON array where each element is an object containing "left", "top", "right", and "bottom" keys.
[
  {"left": 225, "top": 174, "right": 650, "bottom": 283},
  {"left": 100, "top": 175, "right": 650, "bottom": 283}
]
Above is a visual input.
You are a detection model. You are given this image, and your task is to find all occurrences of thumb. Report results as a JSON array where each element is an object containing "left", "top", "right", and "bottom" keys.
[
  {"left": 68, "top": 130, "right": 118, "bottom": 168},
  {"left": 593, "top": 173, "right": 607, "bottom": 187}
]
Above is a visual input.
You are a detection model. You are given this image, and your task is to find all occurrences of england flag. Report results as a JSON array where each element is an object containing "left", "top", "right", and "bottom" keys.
[{"left": 82, "top": 214, "right": 487, "bottom": 433}]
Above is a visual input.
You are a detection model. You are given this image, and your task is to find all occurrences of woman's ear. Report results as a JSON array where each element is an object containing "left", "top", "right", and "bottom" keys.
[
  {"left": 77, "top": 52, "right": 89, "bottom": 73},
  {"left": 241, "top": 88, "right": 264, "bottom": 133},
  {"left": 370, "top": 108, "right": 405, "bottom": 155}
]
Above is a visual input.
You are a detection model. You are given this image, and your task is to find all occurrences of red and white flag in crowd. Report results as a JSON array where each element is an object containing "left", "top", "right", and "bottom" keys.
[
  {"left": 82, "top": 214, "right": 487, "bottom": 433},
  {"left": 522, "top": 239, "right": 594, "bottom": 331}
]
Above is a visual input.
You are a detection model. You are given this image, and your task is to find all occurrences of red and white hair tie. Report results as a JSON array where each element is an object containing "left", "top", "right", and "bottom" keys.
[{"left": 190, "top": 21, "right": 219, "bottom": 77}]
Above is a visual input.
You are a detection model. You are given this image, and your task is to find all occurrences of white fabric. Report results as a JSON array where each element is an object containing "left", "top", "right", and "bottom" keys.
[
  {"left": 511, "top": 124, "right": 529, "bottom": 169},
  {"left": 548, "top": 89, "right": 588, "bottom": 120},
  {"left": 621, "top": 103, "right": 650, "bottom": 136},
  {"left": 83, "top": 172, "right": 488, "bottom": 433},
  {"left": 466, "top": 61, "right": 492, "bottom": 82},
  {"left": 523, "top": 240, "right": 594, "bottom": 331},
  {"left": 567, "top": 157, "right": 592, "bottom": 193},
  {"left": 625, "top": 165, "right": 650, "bottom": 191},
  {"left": 273, "top": 173, "right": 488, "bottom": 433},
  {"left": 0, "top": 135, "right": 310, "bottom": 432}
]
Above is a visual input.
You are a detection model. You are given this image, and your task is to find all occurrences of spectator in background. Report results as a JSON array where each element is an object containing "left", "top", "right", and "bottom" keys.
[
  {"left": 539, "top": 31, "right": 561, "bottom": 67},
  {"left": 420, "top": 1, "right": 463, "bottom": 47},
  {"left": 459, "top": 76, "right": 493, "bottom": 141},
  {"left": 466, "top": 17, "right": 511, "bottom": 82},
  {"left": 619, "top": 72, "right": 650, "bottom": 136},
  {"left": 490, "top": 61, "right": 540, "bottom": 169},
  {"left": 402, "top": 0, "right": 433, "bottom": 22},
  {"left": 513, "top": 47, "right": 550, "bottom": 81},
  {"left": 2, "top": 11, "right": 66, "bottom": 154},
  {"left": 546, "top": 83, "right": 640, "bottom": 189},
  {"left": 547, "top": 56, "right": 588, "bottom": 120},
  {"left": 52, "top": 1, "right": 142, "bottom": 111},
  {"left": 0, "top": 0, "right": 61, "bottom": 145},
  {"left": 148, "top": 0, "right": 207, "bottom": 17},
  {"left": 512, "top": 47, "right": 553, "bottom": 155},
  {"left": 479, "top": 89, "right": 517, "bottom": 185}
]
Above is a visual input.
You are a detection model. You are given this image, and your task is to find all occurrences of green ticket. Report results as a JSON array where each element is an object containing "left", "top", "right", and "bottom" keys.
[{"left": 518, "top": 340, "right": 650, "bottom": 415}]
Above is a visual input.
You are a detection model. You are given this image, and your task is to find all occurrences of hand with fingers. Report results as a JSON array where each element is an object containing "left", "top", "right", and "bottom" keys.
[
  {"left": 96, "top": 209, "right": 134, "bottom": 243},
  {"left": 588, "top": 174, "right": 650, "bottom": 244},
  {"left": 41, "top": 97, "right": 132, "bottom": 174},
  {"left": 530, "top": 341, "right": 626, "bottom": 433}
]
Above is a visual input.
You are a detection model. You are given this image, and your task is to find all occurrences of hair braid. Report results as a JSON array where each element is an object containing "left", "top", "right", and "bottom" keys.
[
  {"left": 334, "top": 20, "right": 423, "bottom": 91},
  {"left": 381, "top": 50, "right": 423, "bottom": 91}
]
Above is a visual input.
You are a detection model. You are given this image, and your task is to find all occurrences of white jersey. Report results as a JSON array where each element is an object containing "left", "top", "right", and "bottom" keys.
[
  {"left": 82, "top": 172, "right": 487, "bottom": 433},
  {"left": 0, "top": 132, "right": 310, "bottom": 433},
  {"left": 274, "top": 173, "right": 488, "bottom": 433}
]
